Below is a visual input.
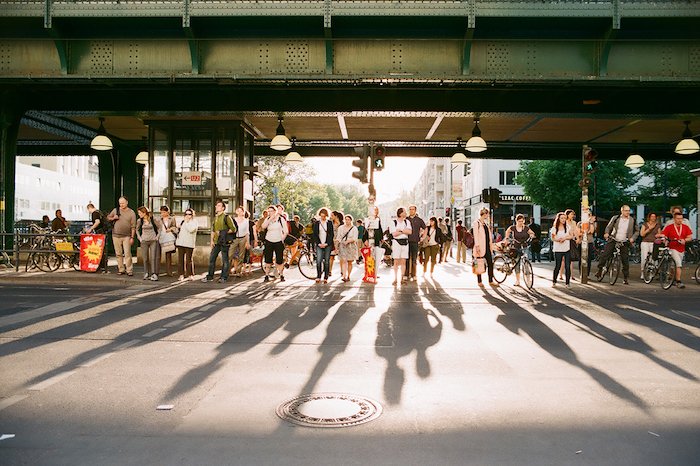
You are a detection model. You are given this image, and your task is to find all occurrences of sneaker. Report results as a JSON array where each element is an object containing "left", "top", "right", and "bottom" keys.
[
  {"left": 178, "top": 275, "right": 185, "bottom": 281},
  {"left": 144, "top": 273, "right": 149, "bottom": 280},
  {"left": 217, "top": 278, "right": 227, "bottom": 283},
  {"left": 279, "top": 275, "right": 285, "bottom": 282},
  {"left": 623, "top": 279, "right": 629, "bottom": 285},
  {"left": 566, "top": 283, "right": 571, "bottom": 289},
  {"left": 127, "top": 272, "right": 133, "bottom": 277},
  {"left": 150, "top": 274, "right": 158, "bottom": 281},
  {"left": 264, "top": 275, "right": 270, "bottom": 283},
  {"left": 677, "top": 281, "right": 685, "bottom": 289},
  {"left": 201, "top": 277, "right": 213, "bottom": 282}
]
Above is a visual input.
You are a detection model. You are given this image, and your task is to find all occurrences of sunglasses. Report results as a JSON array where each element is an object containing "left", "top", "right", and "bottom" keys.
[{"left": 185, "top": 212, "right": 193, "bottom": 216}]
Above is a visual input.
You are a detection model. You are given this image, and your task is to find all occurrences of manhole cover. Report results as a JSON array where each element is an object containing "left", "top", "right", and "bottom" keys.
[{"left": 276, "top": 393, "right": 382, "bottom": 428}]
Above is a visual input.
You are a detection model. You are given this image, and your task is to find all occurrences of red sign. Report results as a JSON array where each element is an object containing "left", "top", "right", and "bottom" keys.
[
  {"left": 361, "top": 247, "right": 377, "bottom": 284},
  {"left": 80, "top": 234, "right": 106, "bottom": 272}
]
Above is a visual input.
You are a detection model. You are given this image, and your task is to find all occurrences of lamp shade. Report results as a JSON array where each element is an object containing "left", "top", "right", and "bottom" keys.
[
  {"left": 451, "top": 151, "right": 468, "bottom": 164},
  {"left": 624, "top": 154, "right": 645, "bottom": 168},
  {"left": 135, "top": 150, "right": 149, "bottom": 164},
  {"left": 675, "top": 138, "right": 699, "bottom": 155},
  {"left": 465, "top": 136, "right": 487, "bottom": 152},
  {"left": 90, "top": 117, "right": 113, "bottom": 151},
  {"left": 270, "top": 117, "right": 292, "bottom": 151},
  {"left": 284, "top": 151, "right": 303, "bottom": 163}
]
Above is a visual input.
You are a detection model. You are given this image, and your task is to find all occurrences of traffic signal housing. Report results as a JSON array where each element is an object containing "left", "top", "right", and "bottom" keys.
[
  {"left": 372, "top": 145, "right": 385, "bottom": 171},
  {"left": 491, "top": 188, "right": 502, "bottom": 208},
  {"left": 583, "top": 148, "right": 598, "bottom": 176},
  {"left": 352, "top": 145, "right": 369, "bottom": 184}
]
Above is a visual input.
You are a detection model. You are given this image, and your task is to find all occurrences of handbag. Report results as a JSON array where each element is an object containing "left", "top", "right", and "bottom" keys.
[
  {"left": 395, "top": 238, "right": 408, "bottom": 246},
  {"left": 569, "top": 239, "right": 579, "bottom": 261},
  {"left": 472, "top": 257, "right": 485, "bottom": 274},
  {"left": 159, "top": 231, "right": 176, "bottom": 253}
]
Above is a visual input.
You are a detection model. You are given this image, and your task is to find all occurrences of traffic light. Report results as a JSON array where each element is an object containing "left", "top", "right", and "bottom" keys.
[
  {"left": 352, "top": 145, "right": 369, "bottom": 184},
  {"left": 583, "top": 148, "right": 598, "bottom": 176},
  {"left": 491, "top": 188, "right": 502, "bottom": 208},
  {"left": 464, "top": 161, "right": 471, "bottom": 176},
  {"left": 445, "top": 207, "right": 451, "bottom": 217},
  {"left": 372, "top": 145, "right": 385, "bottom": 171},
  {"left": 482, "top": 188, "right": 490, "bottom": 204}
]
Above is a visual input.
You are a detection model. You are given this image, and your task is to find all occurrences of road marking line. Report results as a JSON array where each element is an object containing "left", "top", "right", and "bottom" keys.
[
  {"left": 164, "top": 319, "right": 186, "bottom": 328},
  {"left": 142, "top": 328, "right": 167, "bottom": 338},
  {"left": 182, "top": 312, "right": 202, "bottom": 320},
  {"left": 79, "top": 353, "right": 115, "bottom": 368},
  {"left": 115, "top": 339, "right": 140, "bottom": 350},
  {"left": 28, "top": 371, "right": 77, "bottom": 391},
  {"left": 199, "top": 304, "right": 214, "bottom": 311},
  {"left": 0, "top": 395, "right": 29, "bottom": 412}
]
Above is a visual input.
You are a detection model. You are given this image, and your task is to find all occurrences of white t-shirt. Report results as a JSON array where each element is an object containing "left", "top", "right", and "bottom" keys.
[
  {"left": 318, "top": 219, "right": 330, "bottom": 245},
  {"left": 391, "top": 219, "right": 411, "bottom": 239},
  {"left": 265, "top": 217, "right": 287, "bottom": 243},
  {"left": 236, "top": 218, "right": 249, "bottom": 238},
  {"left": 550, "top": 226, "right": 571, "bottom": 253}
]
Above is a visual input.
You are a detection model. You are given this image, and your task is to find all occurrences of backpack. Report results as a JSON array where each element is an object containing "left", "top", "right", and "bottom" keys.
[
  {"left": 463, "top": 228, "right": 475, "bottom": 249},
  {"left": 97, "top": 210, "right": 112, "bottom": 233}
]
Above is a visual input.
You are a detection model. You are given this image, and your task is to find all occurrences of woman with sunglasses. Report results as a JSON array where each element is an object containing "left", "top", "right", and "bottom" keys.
[{"left": 176, "top": 209, "right": 198, "bottom": 281}]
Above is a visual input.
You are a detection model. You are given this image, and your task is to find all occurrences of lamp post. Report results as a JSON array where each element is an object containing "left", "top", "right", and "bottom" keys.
[{"left": 449, "top": 154, "right": 467, "bottom": 244}]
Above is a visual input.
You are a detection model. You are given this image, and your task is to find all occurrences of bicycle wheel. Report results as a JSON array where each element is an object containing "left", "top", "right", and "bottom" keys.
[
  {"left": 70, "top": 253, "right": 81, "bottom": 271},
  {"left": 659, "top": 257, "right": 676, "bottom": 290},
  {"left": 492, "top": 256, "right": 508, "bottom": 283},
  {"left": 694, "top": 264, "right": 699, "bottom": 284},
  {"left": 608, "top": 256, "right": 621, "bottom": 285},
  {"left": 642, "top": 261, "right": 656, "bottom": 284},
  {"left": 38, "top": 252, "right": 61, "bottom": 272},
  {"left": 298, "top": 250, "right": 317, "bottom": 280},
  {"left": 522, "top": 259, "right": 534, "bottom": 289}
]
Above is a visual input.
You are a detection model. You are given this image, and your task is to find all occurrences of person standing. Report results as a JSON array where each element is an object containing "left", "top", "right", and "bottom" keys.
[
  {"left": 442, "top": 217, "right": 453, "bottom": 262},
  {"left": 559, "top": 209, "right": 579, "bottom": 281},
  {"left": 51, "top": 209, "right": 69, "bottom": 232},
  {"left": 455, "top": 220, "right": 468, "bottom": 264},
  {"left": 639, "top": 212, "right": 661, "bottom": 279},
  {"left": 504, "top": 214, "right": 535, "bottom": 286},
  {"left": 551, "top": 212, "right": 573, "bottom": 287},
  {"left": 107, "top": 196, "right": 136, "bottom": 276},
  {"left": 355, "top": 219, "right": 366, "bottom": 264},
  {"left": 261, "top": 205, "right": 288, "bottom": 283},
  {"left": 230, "top": 206, "right": 249, "bottom": 277},
  {"left": 242, "top": 210, "right": 258, "bottom": 276},
  {"left": 595, "top": 205, "right": 639, "bottom": 285},
  {"left": 421, "top": 217, "right": 444, "bottom": 276},
  {"left": 336, "top": 214, "right": 359, "bottom": 282},
  {"left": 329, "top": 211, "right": 343, "bottom": 277},
  {"left": 176, "top": 209, "right": 198, "bottom": 281},
  {"left": 313, "top": 208, "right": 334, "bottom": 283},
  {"left": 136, "top": 206, "right": 161, "bottom": 281},
  {"left": 661, "top": 211, "right": 693, "bottom": 289},
  {"left": 404, "top": 204, "right": 426, "bottom": 282},
  {"left": 391, "top": 207, "right": 412, "bottom": 285},
  {"left": 528, "top": 218, "right": 542, "bottom": 262},
  {"left": 472, "top": 207, "right": 497, "bottom": 287},
  {"left": 157, "top": 206, "right": 178, "bottom": 276},
  {"left": 86, "top": 203, "right": 108, "bottom": 273},
  {"left": 202, "top": 199, "right": 237, "bottom": 283}
]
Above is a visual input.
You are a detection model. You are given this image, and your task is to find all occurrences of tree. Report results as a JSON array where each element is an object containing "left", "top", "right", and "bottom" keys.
[
  {"left": 634, "top": 160, "right": 700, "bottom": 215},
  {"left": 517, "top": 159, "right": 637, "bottom": 214}
]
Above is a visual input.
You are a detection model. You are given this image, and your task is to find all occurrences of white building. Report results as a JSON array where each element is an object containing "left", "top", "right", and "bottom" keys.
[
  {"left": 410, "top": 157, "right": 465, "bottom": 221},
  {"left": 15, "top": 156, "right": 100, "bottom": 222}
]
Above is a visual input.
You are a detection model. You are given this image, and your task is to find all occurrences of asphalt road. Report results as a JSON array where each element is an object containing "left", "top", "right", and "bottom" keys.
[{"left": 0, "top": 261, "right": 698, "bottom": 465}]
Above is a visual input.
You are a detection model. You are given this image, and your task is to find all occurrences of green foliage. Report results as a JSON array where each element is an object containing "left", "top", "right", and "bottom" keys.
[
  {"left": 517, "top": 159, "right": 637, "bottom": 214},
  {"left": 253, "top": 156, "right": 369, "bottom": 222},
  {"left": 634, "top": 160, "right": 700, "bottom": 214}
]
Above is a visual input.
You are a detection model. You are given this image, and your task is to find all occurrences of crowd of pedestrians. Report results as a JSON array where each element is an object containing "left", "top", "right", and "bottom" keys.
[{"left": 87, "top": 196, "right": 694, "bottom": 290}]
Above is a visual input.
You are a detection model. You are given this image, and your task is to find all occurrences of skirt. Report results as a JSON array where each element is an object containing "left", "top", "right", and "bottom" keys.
[{"left": 338, "top": 241, "right": 358, "bottom": 261}]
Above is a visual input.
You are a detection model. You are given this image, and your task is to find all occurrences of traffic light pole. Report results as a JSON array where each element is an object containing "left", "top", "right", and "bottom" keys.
[{"left": 580, "top": 145, "right": 591, "bottom": 285}]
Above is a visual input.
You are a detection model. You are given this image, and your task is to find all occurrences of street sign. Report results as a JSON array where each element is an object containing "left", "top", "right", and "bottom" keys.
[{"left": 182, "top": 171, "right": 203, "bottom": 186}]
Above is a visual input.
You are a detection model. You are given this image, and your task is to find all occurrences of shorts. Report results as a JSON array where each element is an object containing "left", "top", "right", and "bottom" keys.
[
  {"left": 264, "top": 240, "right": 285, "bottom": 265},
  {"left": 669, "top": 249, "right": 684, "bottom": 268},
  {"left": 392, "top": 239, "right": 409, "bottom": 259}
]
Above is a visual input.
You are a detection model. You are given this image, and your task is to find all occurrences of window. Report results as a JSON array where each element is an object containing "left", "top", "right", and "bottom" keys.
[{"left": 499, "top": 170, "right": 518, "bottom": 186}]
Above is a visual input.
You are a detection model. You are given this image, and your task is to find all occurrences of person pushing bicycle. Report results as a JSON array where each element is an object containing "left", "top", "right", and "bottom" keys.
[
  {"left": 504, "top": 214, "right": 536, "bottom": 287},
  {"left": 595, "top": 205, "right": 639, "bottom": 285}
]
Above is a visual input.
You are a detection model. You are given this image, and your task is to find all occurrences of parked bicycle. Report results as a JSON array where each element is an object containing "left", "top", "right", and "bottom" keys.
[
  {"left": 595, "top": 238, "right": 626, "bottom": 285},
  {"left": 642, "top": 238, "right": 679, "bottom": 290},
  {"left": 685, "top": 239, "right": 700, "bottom": 264},
  {"left": 492, "top": 239, "right": 534, "bottom": 289}
]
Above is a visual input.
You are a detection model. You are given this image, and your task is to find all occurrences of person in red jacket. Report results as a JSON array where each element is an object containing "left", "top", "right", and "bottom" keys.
[{"left": 661, "top": 211, "right": 694, "bottom": 289}]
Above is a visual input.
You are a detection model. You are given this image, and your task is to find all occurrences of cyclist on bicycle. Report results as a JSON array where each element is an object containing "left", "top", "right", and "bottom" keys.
[
  {"left": 661, "top": 211, "right": 693, "bottom": 289},
  {"left": 595, "top": 205, "right": 639, "bottom": 285},
  {"left": 504, "top": 214, "right": 535, "bottom": 286}
]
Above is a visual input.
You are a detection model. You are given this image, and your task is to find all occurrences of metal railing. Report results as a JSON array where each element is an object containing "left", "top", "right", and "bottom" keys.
[{"left": 0, "top": 228, "right": 81, "bottom": 273}]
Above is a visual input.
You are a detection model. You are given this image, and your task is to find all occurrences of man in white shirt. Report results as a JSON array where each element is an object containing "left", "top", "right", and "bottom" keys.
[{"left": 595, "top": 205, "right": 639, "bottom": 284}]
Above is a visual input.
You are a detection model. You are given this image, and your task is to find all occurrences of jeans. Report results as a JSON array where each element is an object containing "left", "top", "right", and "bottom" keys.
[
  {"left": 554, "top": 251, "right": 571, "bottom": 284},
  {"left": 405, "top": 241, "right": 420, "bottom": 278},
  {"left": 140, "top": 240, "right": 158, "bottom": 276},
  {"left": 316, "top": 245, "right": 332, "bottom": 279},
  {"left": 177, "top": 246, "right": 194, "bottom": 278},
  {"left": 206, "top": 242, "right": 230, "bottom": 280}
]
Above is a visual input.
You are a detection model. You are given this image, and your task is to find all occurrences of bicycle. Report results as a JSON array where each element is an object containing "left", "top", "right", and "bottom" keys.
[
  {"left": 595, "top": 238, "right": 626, "bottom": 285},
  {"left": 694, "top": 262, "right": 699, "bottom": 284},
  {"left": 492, "top": 239, "right": 534, "bottom": 289},
  {"left": 296, "top": 237, "right": 319, "bottom": 280},
  {"left": 642, "top": 241, "right": 677, "bottom": 289}
]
